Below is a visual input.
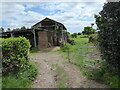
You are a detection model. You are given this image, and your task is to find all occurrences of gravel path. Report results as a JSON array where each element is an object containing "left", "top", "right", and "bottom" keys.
[{"left": 30, "top": 47, "right": 108, "bottom": 88}]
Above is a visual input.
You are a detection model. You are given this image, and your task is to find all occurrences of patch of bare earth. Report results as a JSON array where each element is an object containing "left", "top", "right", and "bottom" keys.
[{"left": 30, "top": 46, "right": 108, "bottom": 88}]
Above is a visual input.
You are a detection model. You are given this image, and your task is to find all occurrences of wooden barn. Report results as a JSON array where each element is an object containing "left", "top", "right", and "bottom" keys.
[{"left": 1, "top": 18, "right": 67, "bottom": 49}]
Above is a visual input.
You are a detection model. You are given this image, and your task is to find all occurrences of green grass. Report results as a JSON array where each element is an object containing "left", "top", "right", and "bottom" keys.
[
  {"left": 88, "top": 62, "right": 120, "bottom": 88},
  {"left": 67, "top": 35, "right": 91, "bottom": 68},
  {"left": 56, "top": 67, "right": 69, "bottom": 88},
  {"left": 30, "top": 47, "right": 39, "bottom": 53},
  {"left": 0, "top": 77, "right": 2, "bottom": 89},
  {"left": 51, "top": 64, "right": 69, "bottom": 88},
  {"left": 2, "top": 62, "right": 38, "bottom": 88},
  {"left": 59, "top": 35, "right": 89, "bottom": 60},
  {"left": 60, "top": 35, "right": 120, "bottom": 88},
  {"left": 2, "top": 74, "right": 31, "bottom": 88},
  {"left": 58, "top": 83, "right": 68, "bottom": 88},
  {"left": 59, "top": 36, "right": 91, "bottom": 68}
]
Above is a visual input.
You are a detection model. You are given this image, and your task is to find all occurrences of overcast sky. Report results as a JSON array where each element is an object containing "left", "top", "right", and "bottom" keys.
[{"left": 0, "top": 1, "right": 106, "bottom": 33}]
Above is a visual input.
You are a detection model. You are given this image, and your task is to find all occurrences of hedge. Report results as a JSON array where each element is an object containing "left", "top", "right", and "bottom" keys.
[
  {"left": 88, "top": 34, "right": 98, "bottom": 45},
  {"left": 2, "top": 37, "right": 31, "bottom": 73},
  {"left": 95, "top": 2, "right": 120, "bottom": 69}
]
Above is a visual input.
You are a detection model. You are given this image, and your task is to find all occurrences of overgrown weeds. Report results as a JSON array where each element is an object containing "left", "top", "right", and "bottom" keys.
[
  {"left": 30, "top": 47, "right": 39, "bottom": 53},
  {"left": 2, "top": 62, "right": 38, "bottom": 88},
  {"left": 82, "top": 61, "right": 119, "bottom": 88},
  {"left": 60, "top": 43, "right": 70, "bottom": 52}
]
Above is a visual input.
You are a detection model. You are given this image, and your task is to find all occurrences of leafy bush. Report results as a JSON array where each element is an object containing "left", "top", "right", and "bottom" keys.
[
  {"left": 2, "top": 37, "right": 38, "bottom": 88},
  {"left": 88, "top": 34, "right": 98, "bottom": 45},
  {"left": 2, "top": 37, "right": 31, "bottom": 74},
  {"left": 0, "top": 38, "right": 2, "bottom": 68},
  {"left": 60, "top": 43, "right": 70, "bottom": 52},
  {"left": 86, "top": 61, "right": 120, "bottom": 88},
  {"left": 78, "top": 32, "right": 81, "bottom": 35},
  {"left": 67, "top": 39, "right": 76, "bottom": 45},
  {"left": 80, "top": 35, "right": 88, "bottom": 38},
  {"left": 2, "top": 62, "right": 38, "bottom": 88},
  {"left": 71, "top": 33, "right": 77, "bottom": 38},
  {"left": 95, "top": 2, "right": 120, "bottom": 69},
  {"left": 18, "top": 62, "right": 38, "bottom": 81},
  {"left": 82, "top": 26, "right": 96, "bottom": 35}
]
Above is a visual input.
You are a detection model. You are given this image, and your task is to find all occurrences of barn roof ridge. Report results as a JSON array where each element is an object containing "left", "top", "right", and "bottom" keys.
[
  {"left": 1, "top": 17, "right": 67, "bottom": 34},
  {"left": 32, "top": 17, "right": 67, "bottom": 30}
]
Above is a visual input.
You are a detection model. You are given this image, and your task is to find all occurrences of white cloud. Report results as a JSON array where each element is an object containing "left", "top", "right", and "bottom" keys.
[
  {"left": 40, "top": 2, "right": 104, "bottom": 20},
  {"left": 43, "top": 2, "right": 104, "bottom": 33},
  {"left": 1, "top": 2, "right": 105, "bottom": 33},
  {"left": 64, "top": 19, "right": 95, "bottom": 33},
  {"left": 1, "top": 3, "right": 44, "bottom": 29},
  {"left": 1, "top": 3, "right": 25, "bottom": 20},
  {"left": 8, "top": 23, "right": 18, "bottom": 27},
  {"left": 1, "top": 0, "right": 107, "bottom": 2}
]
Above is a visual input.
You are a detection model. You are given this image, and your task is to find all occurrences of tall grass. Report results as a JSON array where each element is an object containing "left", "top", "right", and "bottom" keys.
[
  {"left": 3, "top": 74, "right": 30, "bottom": 88},
  {"left": 2, "top": 62, "right": 38, "bottom": 88},
  {"left": 30, "top": 47, "right": 39, "bottom": 53}
]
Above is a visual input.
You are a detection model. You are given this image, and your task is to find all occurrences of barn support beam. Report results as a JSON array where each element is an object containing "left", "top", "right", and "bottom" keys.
[
  {"left": 65, "top": 30, "right": 67, "bottom": 45},
  {"left": 32, "top": 29, "right": 37, "bottom": 48},
  {"left": 61, "top": 27, "right": 64, "bottom": 45},
  {"left": 10, "top": 33, "right": 13, "bottom": 37}
]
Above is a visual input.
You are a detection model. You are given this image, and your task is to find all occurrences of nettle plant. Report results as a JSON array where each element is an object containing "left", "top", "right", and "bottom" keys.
[
  {"left": 2, "top": 37, "right": 31, "bottom": 73},
  {"left": 95, "top": 2, "right": 120, "bottom": 69}
]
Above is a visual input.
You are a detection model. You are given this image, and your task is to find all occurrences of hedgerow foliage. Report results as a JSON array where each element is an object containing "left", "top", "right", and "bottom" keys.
[
  {"left": 88, "top": 34, "right": 98, "bottom": 45},
  {"left": 2, "top": 37, "right": 31, "bottom": 73},
  {"left": 95, "top": 2, "right": 120, "bottom": 69},
  {"left": 82, "top": 26, "right": 96, "bottom": 35}
]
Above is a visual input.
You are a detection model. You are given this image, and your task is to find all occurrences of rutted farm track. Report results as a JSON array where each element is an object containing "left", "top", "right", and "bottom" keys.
[{"left": 30, "top": 47, "right": 108, "bottom": 88}]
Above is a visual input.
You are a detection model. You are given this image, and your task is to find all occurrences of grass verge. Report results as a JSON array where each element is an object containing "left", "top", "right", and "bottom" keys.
[
  {"left": 30, "top": 47, "right": 39, "bottom": 53},
  {"left": 2, "top": 62, "right": 38, "bottom": 88}
]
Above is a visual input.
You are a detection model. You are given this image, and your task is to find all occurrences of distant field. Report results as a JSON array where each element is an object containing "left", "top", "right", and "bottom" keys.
[{"left": 68, "top": 35, "right": 96, "bottom": 68}]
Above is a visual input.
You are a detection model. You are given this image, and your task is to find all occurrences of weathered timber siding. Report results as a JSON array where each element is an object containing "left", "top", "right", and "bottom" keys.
[{"left": 48, "top": 31, "right": 54, "bottom": 47}]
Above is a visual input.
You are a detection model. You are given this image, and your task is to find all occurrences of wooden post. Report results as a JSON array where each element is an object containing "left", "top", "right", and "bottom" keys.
[
  {"left": 61, "top": 26, "right": 65, "bottom": 45},
  {"left": 10, "top": 33, "right": 13, "bottom": 37},
  {"left": 33, "top": 29, "right": 37, "bottom": 47},
  {"left": 65, "top": 30, "right": 67, "bottom": 45}
]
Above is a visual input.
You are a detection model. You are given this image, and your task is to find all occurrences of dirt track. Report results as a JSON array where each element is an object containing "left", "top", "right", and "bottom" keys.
[{"left": 30, "top": 47, "right": 108, "bottom": 88}]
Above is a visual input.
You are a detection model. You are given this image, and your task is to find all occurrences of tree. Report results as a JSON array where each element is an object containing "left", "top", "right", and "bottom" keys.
[
  {"left": 78, "top": 32, "right": 81, "bottom": 35},
  {"left": 71, "top": 33, "right": 77, "bottom": 38},
  {"left": 66, "top": 32, "right": 70, "bottom": 38},
  {"left": 0, "top": 27, "right": 4, "bottom": 32},
  {"left": 7, "top": 28, "right": 11, "bottom": 32},
  {"left": 67, "top": 32, "right": 70, "bottom": 35},
  {"left": 82, "top": 26, "right": 96, "bottom": 35},
  {"left": 21, "top": 26, "right": 26, "bottom": 30},
  {"left": 82, "top": 31, "right": 85, "bottom": 35},
  {"left": 95, "top": 2, "right": 120, "bottom": 68},
  {"left": 91, "top": 23, "right": 94, "bottom": 27}
]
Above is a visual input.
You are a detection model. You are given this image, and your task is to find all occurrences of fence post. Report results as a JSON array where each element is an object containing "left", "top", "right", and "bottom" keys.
[{"left": 68, "top": 48, "right": 70, "bottom": 62}]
